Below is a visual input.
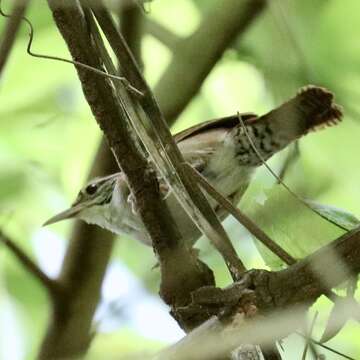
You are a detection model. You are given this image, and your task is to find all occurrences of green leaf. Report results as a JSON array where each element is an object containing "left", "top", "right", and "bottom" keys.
[
  {"left": 243, "top": 185, "right": 351, "bottom": 270},
  {"left": 320, "top": 297, "right": 360, "bottom": 343},
  {"left": 305, "top": 200, "right": 360, "bottom": 231}
]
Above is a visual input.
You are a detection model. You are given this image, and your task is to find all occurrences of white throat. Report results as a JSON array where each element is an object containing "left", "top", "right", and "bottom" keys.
[{"left": 79, "top": 179, "right": 150, "bottom": 244}]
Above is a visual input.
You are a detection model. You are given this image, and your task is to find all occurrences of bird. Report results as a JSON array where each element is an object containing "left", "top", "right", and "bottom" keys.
[{"left": 44, "top": 85, "right": 342, "bottom": 246}]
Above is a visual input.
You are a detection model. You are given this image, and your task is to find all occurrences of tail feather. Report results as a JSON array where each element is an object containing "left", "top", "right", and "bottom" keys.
[
  {"left": 296, "top": 85, "right": 343, "bottom": 132},
  {"left": 256, "top": 85, "right": 343, "bottom": 140}
]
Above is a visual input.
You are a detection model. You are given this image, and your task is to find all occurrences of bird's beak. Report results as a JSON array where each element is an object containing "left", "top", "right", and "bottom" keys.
[{"left": 43, "top": 203, "right": 86, "bottom": 226}]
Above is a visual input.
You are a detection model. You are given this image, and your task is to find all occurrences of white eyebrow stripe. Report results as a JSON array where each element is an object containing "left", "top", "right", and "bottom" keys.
[{"left": 88, "top": 172, "right": 122, "bottom": 187}]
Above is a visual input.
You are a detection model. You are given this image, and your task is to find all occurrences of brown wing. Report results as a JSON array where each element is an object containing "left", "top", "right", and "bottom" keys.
[
  {"left": 173, "top": 113, "right": 257, "bottom": 143},
  {"left": 175, "top": 113, "right": 257, "bottom": 174}
]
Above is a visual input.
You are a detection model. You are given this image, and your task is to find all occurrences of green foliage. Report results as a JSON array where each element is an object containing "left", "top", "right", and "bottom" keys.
[
  {"left": 1, "top": 0, "right": 360, "bottom": 359},
  {"left": 306, "top": 200, "right": 360, "bottom": 232},
  {"left": 243, "top": 185, "right": 356, "bottom": 269}
]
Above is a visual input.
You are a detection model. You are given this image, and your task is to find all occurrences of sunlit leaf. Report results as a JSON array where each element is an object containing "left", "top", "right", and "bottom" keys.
[
  {"left": 0, "top": 171, "right": 27, "bottom": 202},
  {"left": 305, "top": 200, "right": 360, "bottom": 231},
  {"left": 320, "top": 297, "right": 359, "bottom": 343},
  {"left": 243, "top": 185, "right": 347, "bottom": 270}
]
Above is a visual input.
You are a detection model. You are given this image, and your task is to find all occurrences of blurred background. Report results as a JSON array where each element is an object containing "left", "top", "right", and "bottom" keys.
[{"left": 1, "top": 0, "right": 360, "bottom": 359}]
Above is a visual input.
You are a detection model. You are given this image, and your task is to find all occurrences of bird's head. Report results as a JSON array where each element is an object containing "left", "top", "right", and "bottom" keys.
[{"left": 44, "top": 173, "right": 120, "bottom": 227}]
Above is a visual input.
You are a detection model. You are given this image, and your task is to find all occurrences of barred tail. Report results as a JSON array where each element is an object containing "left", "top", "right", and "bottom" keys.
[
  {"left": 295, "top": 85, "right": 343, "bottom": 131},
  {"left": 257, "top": 85, "right": 343, "bottom": 141}
]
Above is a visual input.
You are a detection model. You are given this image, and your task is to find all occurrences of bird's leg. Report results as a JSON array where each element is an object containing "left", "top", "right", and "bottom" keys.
[{"left": 126, "top": 192, "right": 138, "bottom": 216}]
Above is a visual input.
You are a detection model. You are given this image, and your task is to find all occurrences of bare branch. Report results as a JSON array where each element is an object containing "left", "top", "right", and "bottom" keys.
[
  {"left": 65, "top": 0, "right": 268, "bottom": 293},
  {"left": 0, "top": 230, "right": 59, "bottom": 297},
  {"left": 91, "top": 3, "right": 246, "bottom": 279},
  {"left": 184, "top": 163, "right": 296, "bottom": 266},
  {"left": 155, "top": 0, "right": 267, "bottom": 123},
  {"left": 145, "top": 19, "right": 181, "bottom": 50},
  {"left": 24, "top": 14, "right": 143, "bottom": 95},
  {"left": 0, "top": 0, "right": 30, "bottom": 75},
  {"left": 296, "top": 332, "right": 356, "bottom": 360},
  {"left": 38, "top": 0, "right": 268, "bottom": 357},
  {"left": 277, "top": 142, "right": 300, "bottom": 183},
  {"left": 40, "top": 2, "right": 214, "bottom": 358},
  {"left": 41, "top": 0, "right": 178, "bottom": 356}
]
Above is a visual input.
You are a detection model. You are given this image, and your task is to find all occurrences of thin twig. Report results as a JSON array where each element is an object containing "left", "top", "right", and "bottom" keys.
[
  {"left": 0, "top": 230, "right": 59, "bottom": 297},
  {"left": 296, "top": 332, "right": 356, "bottom": 360},
  {"left": 302, "top": 312, "right": 319, "bottom": 360},
  {"left": 277, "top": 142, "right": 300, "bottom": 183},
  {"left": 183, "top": 162, "right": 296, "bottom": 266},
  {"left": 0, "top": 2, "right": 143, "bottom": 96}
]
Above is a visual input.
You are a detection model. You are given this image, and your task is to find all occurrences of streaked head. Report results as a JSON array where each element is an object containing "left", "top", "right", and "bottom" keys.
[{"left": 44, "top": 173, "right": 120, "bottom": 226}]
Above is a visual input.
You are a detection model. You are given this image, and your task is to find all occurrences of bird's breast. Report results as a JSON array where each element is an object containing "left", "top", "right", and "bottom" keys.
[{"left": 204, "top": 137, "right": 254, "bottom": 198}]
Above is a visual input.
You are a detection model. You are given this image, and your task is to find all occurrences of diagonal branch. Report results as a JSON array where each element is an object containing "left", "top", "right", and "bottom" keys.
[
  {"left": 38, "top": 1, "right": 268, "bottom": 358},
  {"left": 145, "top": 18, "right": 181, "bottom": 50},
  {"left": 184, "top": 159, "right": 348, "bottom": 308},
  {"left": 92, "top": 3, "right": 246, "bottom": 280},
  {"left": 0, "top": 0, "right": 30, "bottom": 75},
  {"left": 0, "top": 230, "right": 60, "bottom": 298},
  {"left": 155, "top": 0, "right": 267, "bottom": 123},
  {"left": 40, "top": 2, "right": 214, "bottom": 358},
  {"left": 38, "top": 4, "right": 143, "bottom": 359},
  {"left": 184, "top": 163, "right": 296, "bottom": 266}
]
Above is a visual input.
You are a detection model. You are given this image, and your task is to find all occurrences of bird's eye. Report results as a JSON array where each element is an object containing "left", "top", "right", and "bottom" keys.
[{"left": 85, "top": 183, "right": 98, "bottom": 195}]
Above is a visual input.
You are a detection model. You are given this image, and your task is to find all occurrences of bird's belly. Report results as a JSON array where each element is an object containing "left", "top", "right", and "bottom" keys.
[
  {"left": 106, "top": 205, "right": 151, "bottom": 245},
  {"left": 206, "top": 166, "right": 253, "bottom": 199}
]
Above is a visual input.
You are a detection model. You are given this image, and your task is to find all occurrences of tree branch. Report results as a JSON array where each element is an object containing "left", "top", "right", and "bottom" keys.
[
  {"left": 155, "top": 226, "right": 360, "bottom": 360},
  {"left": 40, "top": 1, "right": 180, "bottom": 357},
  {"left": 0, "top": 230, "right": 59, "bottom": 298},
  {"left": 145, "top": 18, "right": 181, "bottom": 50},
  {"left": 154, "top": 0, "right": 267, "bottom": 123},
  {"left": 119, "top": 2, "right": 144, "bottom": 68},
  {"left": 92, "top": 3, "right": 246, "bottom": 281},
  {"left": 184, "top": 163, "right": 296, "bottom": 266},
  {"left": 40, "top": 2, "right": 214, "bottom": 358},
  {"left": 0, "top": 0, "right": 30, "bottom": 75},
  {"left": 38, "top": 1, "right": 268, "bottom": 358},
  {"left": 38, "top": 4, "right": 143, "bottom": 358}
]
